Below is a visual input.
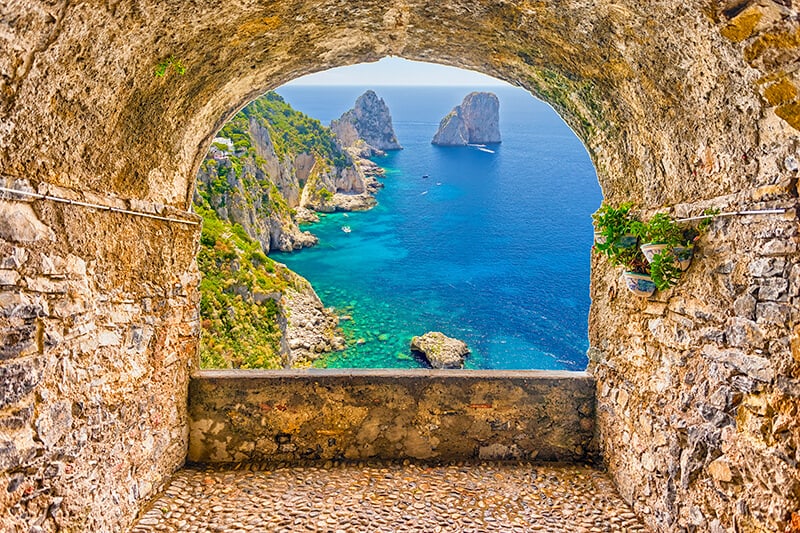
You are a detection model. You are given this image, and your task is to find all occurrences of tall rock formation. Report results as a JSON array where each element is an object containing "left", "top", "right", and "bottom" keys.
[
  {"left": 432, "top": 92, "right": 501, "bottom": 146},
  {"left": 331, "top": 90, "right": 403, "bottom": 154},
  {"left": 195, "top": 92, "right": 379, "bottom": 256}
]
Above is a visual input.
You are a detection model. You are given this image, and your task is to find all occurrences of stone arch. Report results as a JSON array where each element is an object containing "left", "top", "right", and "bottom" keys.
[{"left": 1, "top": 1, "right": 798, "bottom": 532}]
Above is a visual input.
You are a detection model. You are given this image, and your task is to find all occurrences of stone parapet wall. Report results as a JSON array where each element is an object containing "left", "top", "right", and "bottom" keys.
[
  {"left": 0, "top": 186, "right": 201, "bottom": 532},
  {"left": 188, "top": 370, "right": 597, "bottom": 464}
]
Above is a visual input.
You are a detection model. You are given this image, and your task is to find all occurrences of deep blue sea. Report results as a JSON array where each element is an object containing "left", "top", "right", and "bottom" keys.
[{"left": 272, "top": 85, "right": 602, "bottom": 370}]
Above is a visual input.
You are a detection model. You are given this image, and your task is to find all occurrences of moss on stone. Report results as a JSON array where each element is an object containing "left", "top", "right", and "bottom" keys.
[
  {"left": 720, "top": 9, "right": 762, "bottom": 43},
  {"left": 764, "top": 79, "right": 798, "bottom": 106},
  {"left": 774, "top": 102, "right": 800, "bottom": 130},
  {"left": 745, "top": 28, "right": 800, "bottom": 64}
]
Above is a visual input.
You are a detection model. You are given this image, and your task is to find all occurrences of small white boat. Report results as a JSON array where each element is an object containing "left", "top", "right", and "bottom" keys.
[
  {"left": 420, "top": 190, "right": 428, "bottom": 196},
  {"left": 468, "top": 143, "right": 495, "bottom": 154},
  {"left": 341, "top": 226, "right": 352, "bottom": 233}
]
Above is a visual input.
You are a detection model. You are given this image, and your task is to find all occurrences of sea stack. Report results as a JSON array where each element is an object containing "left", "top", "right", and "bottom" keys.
[
  {"left": 331, "top": 90, "right": 402, "bottom": 153},
  {"left": 432, "top": 92, "right": 501, "bottom": 146}
]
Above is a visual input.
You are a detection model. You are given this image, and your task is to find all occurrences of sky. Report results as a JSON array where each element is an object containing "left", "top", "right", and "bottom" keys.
[{"left": 286, "top": 57, "right": 512, "bottom": 87}]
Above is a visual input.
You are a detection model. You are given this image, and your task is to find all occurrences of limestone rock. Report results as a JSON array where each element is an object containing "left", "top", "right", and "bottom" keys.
[
  {"left": 432, "top": 92, "right": 501, "bottom": 146},
  {"left": 283, "top": 283, "right": 343, "bottom": 367},
  {"left": 331, "top": 90, "right": 402, "bottom": 152},
  {"left": 0, "top": 204, "right": 55, "bottom": 243},
  {"left": 410, "top": 332, "right": 470, "bottom": 369}
]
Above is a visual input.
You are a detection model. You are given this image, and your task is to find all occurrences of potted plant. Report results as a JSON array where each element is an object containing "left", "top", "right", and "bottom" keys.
[
  {"left": 593, "top": 202, "right": 656, "bottom": 297},
  {"left": 632, "top": 212, "right": 694, "bottom": 272},
  {"left": 592, "top": 202, "right": 638, "bottom": 262}
]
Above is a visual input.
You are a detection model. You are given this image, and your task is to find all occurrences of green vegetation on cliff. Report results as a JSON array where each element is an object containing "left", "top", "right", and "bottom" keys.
[
  {"left": 196, "top": 201, "right": 302, "bottom": 369},
  {"left": 242, "top": 92, "right": 348, "bottom": 168},
  {"left": 216, "top": 91, "right": 347, "bottom": 171}
]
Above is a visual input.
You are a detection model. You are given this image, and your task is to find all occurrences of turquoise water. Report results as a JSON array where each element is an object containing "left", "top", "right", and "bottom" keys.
[{"left": 272, "top": 85, "right": 602, "bottom": 370}]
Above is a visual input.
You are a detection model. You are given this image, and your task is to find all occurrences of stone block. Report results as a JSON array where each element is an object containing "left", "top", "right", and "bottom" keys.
[
  {"left": 0, "top": 203, "right": 55, "bottom": 243},
  {"left": 749, "top": 257, "right": 785, "bottom": 277},
  {"left": 0, "top": 269, "right": 20, "bottom": 286},
  {"left": 25, "top": 277, "right": 68, "bottom": 294},
  {"left": 0, "top": 441, "right": 19, "bottom": 470},
  {"left": 707, "top": 457, "right": 733, "bottom": 482},
  {"left": 98, "top": 330, "right": 122, "bottom": 347},
  {"left": 0, "top": 405, "right": 34, "bottom": 430},
  {"left": 733, "top": 293, "right": 756, "bottom": 319},
  {"left": 704, "top": 345, "right": 774, "bottom": 382},
  {"left": 0, "top": 247, "right": 28, "bottom": 269},
  {"left": 0, "top": 321, "right": 38, "bottom": 360},
  {"left": 761, "top": 238, "right": 797, "bottom": 255},
  {"left": 725, "top": 317, "right": 764, "bottom": 349},
  {"left": 65, "top": 254, "right": 87, "bottom": 278},
  {"left": 790, "top": 263, "right": 800, "bottom": 296},
  {"left": 757, "top": 277, "right": 788, "bottom": 301},
  {"left": 35, "top": 401, "right": 73, "bottom": 447},
  {"left": 0, "top": 357, "right": 44, "bottom": 408},
  {"left": 756, "top": 302, "right": 791, "bottom": 325}
]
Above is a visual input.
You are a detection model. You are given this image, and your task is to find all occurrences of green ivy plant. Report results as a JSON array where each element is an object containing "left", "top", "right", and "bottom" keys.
[
  {"left": 648, "top": 249, "right": 683, "bottom": 290},
  {"left": 155, "top": 55, "right": 187, "bottom": 77},
  {"left": 632, "top": 212, "right": 688, "bottom": 247}
]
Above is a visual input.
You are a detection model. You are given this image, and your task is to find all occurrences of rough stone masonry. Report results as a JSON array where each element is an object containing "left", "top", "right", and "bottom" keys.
[{"left": 1, "top": 0, "right": 799, "bottom": 532}]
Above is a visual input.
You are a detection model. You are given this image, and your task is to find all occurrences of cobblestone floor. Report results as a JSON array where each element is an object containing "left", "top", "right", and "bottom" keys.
[{"left": 131, "top": 462, "right": 647, "bottom": 532}]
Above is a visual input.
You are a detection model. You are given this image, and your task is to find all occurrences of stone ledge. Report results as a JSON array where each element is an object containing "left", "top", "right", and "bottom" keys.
[{"left": 188, "top": 369, "right": 597, "bottom": 464}]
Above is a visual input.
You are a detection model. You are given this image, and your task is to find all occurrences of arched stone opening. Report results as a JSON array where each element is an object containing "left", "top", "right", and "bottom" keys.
[{"left": 1, "top": 1, "right": 798, "bottom": 532}]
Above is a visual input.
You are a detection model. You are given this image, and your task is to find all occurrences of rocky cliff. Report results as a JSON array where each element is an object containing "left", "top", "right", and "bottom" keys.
[
  {"left": 195, "top": 91, "right": 390, "bottom": 369},
  {"left": 331, "top": 90, "right": 403, "bottom": 153},
  {"left": 195, "top": 92, "right": 379, "bottom": 254},
  {"left": 432, "top": 92, "right": 501, "bottom": 146}
]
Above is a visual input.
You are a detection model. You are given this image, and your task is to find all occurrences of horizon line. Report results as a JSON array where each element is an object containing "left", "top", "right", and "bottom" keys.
[{"left": 280, "top": 83, "right": 518, "bottom": 88}]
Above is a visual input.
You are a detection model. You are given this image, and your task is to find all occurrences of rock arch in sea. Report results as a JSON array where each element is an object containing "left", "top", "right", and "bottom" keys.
[{"left": 1, "top": 1, "right": 798, "bottom": 531}]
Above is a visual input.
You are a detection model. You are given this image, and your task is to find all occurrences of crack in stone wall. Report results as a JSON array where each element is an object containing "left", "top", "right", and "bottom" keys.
[{"left": 0, "top": 0, "right": 799, "bottom": 531}]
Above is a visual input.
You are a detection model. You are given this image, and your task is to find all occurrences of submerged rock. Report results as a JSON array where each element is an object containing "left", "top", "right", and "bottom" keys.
[
  {"left": 410, "top": 332, "right": 470, "bottom": 369},
  {"left": 432, "top": 92, "right": 501, "bottom": 146}
]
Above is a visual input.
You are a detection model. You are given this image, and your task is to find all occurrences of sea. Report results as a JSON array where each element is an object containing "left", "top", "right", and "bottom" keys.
[{"left": 272, "top": 85, "right": 602, "bottom": 370}]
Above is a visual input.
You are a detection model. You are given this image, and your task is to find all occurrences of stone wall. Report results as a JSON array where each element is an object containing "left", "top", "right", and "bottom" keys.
[
  {"left": 0, "top": 183, "right": 201, "bottom": 532},
  {"left": 590, "top": 192, "right": 799, "bottom": 532},
  {"left": 188, "top": 370, "right": 596, "bottom": 464}
]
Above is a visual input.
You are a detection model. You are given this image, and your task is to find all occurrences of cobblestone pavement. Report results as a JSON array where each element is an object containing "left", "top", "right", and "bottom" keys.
[{"left": 131, "top": 462, "right": 648, "bottom": 532}]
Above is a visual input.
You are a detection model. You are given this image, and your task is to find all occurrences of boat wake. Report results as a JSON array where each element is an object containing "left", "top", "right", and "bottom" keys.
[{"left": 468, "top": 143, "right": 496, "bottom": 154}]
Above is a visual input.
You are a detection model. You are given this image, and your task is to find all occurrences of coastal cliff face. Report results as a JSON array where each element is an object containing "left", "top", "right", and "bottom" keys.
[
  {"left": 432, "top": 92, "right": 501, "bottom": 146},
  {"left": 196, "top": 92, "right": 377, "bottom": 249},
  {"left": 194, "top": 92, "right": 390, "bottom": 370},
  {"left": 331, "top": 90, "right": 403, "bottom": 152}
]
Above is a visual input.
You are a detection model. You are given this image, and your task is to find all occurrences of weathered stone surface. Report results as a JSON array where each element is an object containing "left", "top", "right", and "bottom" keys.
[
  {"left": 131, "top": 463, "right": 646, "bottom": 532},
  {"left": 188, "top": 370, "right": 596, "bottom": 463},
  {"left": 410, "top": 331, "right": 470, "bottom": 369},
  {"left": 0, "top": 204, "right": 54, "bottom": 243},
  {"left": 0, "top": 357, "right": 43, "bottom": 408},
  {"left": 0, "top": 200, "right": 200, "bottom": 533},
  {"left": 432, "top": 92, "right": 501, "bottom": 146}
]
